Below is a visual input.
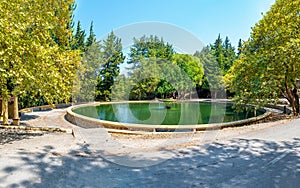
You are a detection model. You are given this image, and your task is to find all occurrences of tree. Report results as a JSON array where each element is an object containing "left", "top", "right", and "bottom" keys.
[
  {"left": 127, "top": 35, "right": 175, "bottom": 100},
  {"left": 211, "top": 34, "right": 225, "bottom": 75},
  {"left": 210, "top": 35, "right": 237, "bottom": 75},
  {"left": 172, "top": 54, "right": 204, "bottom": 99},
  {"left": 72, "top": 21, "right": 100, "bottom": 103},
  {"left": 0, "top": 0, "right": 81, "bottom": 124},
  {"left": 111, "top": 74, "right": 133, "bottom": 100},
  {"left": 96, "top": 32, "right": 125, "bottom": 101},
  {"left": 86, "top": 21, "right": 96, "bottom": 48},
  {"left": 223, "top": 36, "right": 236, "bottom": 72},
  {"left": 195, "top": 47, "right": 225, "bottom": 98},
  {"left": 73, "top": 42, "right": 101, "bottom": 103},
  {"left": 72, "top": 21, "right": 86, "bottom": 51},
  {"left": 16, "top": 0, "right": 78, "bottom": 109},
  {"left": 127, "top": 35, "right": 174, "bottom": 71},
  {"left": 225, "top": 0, "right": 300, "bottom": 115},
  {"left": 237, "top": 39, "right": 243, "bottom": 56}
]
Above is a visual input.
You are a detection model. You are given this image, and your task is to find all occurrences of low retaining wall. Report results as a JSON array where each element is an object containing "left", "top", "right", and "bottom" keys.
[
  {"left": 66, "top": 101, "right": 273, "bottom": 132},
  {"left": 20, "top": 103, "right": 72, "bottom": 115},
  {"left": 264, "top": 104, "right": 292, "bottom": 115}
]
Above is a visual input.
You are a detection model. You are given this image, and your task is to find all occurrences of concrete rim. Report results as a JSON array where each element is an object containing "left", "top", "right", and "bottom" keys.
[{"left": 66, "top": 100, "right": 272, "bottom": 132}]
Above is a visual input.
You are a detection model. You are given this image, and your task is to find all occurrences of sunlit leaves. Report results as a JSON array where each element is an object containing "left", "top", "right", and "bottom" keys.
[
  {"left": 226, "top": 0, "right": 300, "bottom": 113},
  {"left": 0, "top": 0, "right": 81, "bottom": 105}
]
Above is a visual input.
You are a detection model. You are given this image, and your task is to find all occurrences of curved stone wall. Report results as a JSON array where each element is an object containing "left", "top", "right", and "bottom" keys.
[{"left": 66, "top": 101, "right": 272, "bottom": 132}]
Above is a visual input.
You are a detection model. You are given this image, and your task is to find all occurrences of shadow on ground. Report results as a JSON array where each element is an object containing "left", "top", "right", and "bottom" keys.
[
  {"left": 20, "top": 114, "right": 40, "bottom": 121},
  {"left": 0, "top": 129, "right": 45, "bottom": 145},
  {"left": 1, "top": 138, "right": 299, "bottom": 187}
]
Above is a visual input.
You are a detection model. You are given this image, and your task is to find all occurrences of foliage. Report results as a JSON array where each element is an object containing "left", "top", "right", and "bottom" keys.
[
  {"left": 223, "top": 36, "right": 236, "bottom": 72},
  {"left": 72, "top": 21, "right": 86, "bottom": 51},
  {"left": 193, "top": 35, "right": 236, "bottom": 98},
  {"left": 96, "top": 32, "right": 125, "bottom": 101},
  {"left": 73, "top": 42, "right": 101, "bottom": 103},
  {"left": 127, "top": 35, "right": 175, "bottom": 100},
  {"left": 194, "top": 47, "right": 225, "bottom": 98},
  {"left": 210, "top": 34, "right": 237, "bottom": 75},
  {"left": 111, "top": 74, "right": 132, "bottom": 100},
  {"left": 127, "top": 35, "right": 174, "bottom": 70},
  {"left": 237, "top": 39, "right": 243, "bottom": 57},
  {"left": 124, "top": 35, "right": 205, "bottom": 100},
  {"left": 225, "top": 0, "right": 300, "bottom": 114},
  {"left": 85, "top": 21, "right": 97, "bottom": 48},
  {"left": 171, "top": 54, "right": 204, "bottom": 98},
  {"left": 70, "top": 20, "right": 101, "bottom": 103},
  {"left": 0, "top": 0, "right": 81, "bottom": 108}
]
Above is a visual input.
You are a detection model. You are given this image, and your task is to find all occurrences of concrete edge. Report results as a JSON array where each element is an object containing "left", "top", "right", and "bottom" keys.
[{"left": 66, "top": 101, "right": 273, "bottom": 133}]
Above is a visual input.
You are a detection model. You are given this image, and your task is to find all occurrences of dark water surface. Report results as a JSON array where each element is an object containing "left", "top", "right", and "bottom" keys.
[{"left": 73, "top": 102, "right": 262, "bottom": 125}]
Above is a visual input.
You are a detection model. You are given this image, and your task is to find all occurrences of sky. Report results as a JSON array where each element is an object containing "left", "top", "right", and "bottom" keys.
[{"left": 74, "top": 0, "right": 275, "bottom": 51}]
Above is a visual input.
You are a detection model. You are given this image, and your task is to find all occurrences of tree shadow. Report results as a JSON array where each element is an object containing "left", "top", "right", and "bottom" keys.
[
  {"left": 0, "top": 129, "right": 45, "bottom": 145},
  {"left": 1, "top": 137, "right": 299, "bottom": 187},
  {"left": 20, "top": 114, "right": 40, "bottom": 121}
]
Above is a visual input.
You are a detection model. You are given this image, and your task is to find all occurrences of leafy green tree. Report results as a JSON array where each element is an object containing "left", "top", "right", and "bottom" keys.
[
  {"left": 127, "top": 35, "right": 175, "bottom": 100},
  {"left": 226, "top": 0, "right": 300, "bottom": 115},
  {"left": 17, "top": 0, "right": 78, "bottom": 109},
  {"left": 96, "top": 32, "right": 125, "bottom": 101},
  {"left": 0, "top": 0, "right": 81, "bottom": 124},
  {"left": 67, "top": 2, "right": 77, "bottom": 32},
  {"left": 128, "top": 57, "right": 161, "bottom": 100},
  {"left": 127, "top": 35, "right": 174, "bottom": 71},
  {"left": 172, "top": 54, "right": 204, "bottom": 99}
]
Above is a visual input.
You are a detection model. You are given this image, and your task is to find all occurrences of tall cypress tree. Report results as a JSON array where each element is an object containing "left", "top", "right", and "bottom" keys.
[
  {"left": 223, "top": 36, "right": 236, "bottom": 73},
  {"left": 86, "top": 21, "right": 96, "bottom": 48},
  {"left": 211, "top": 35, "right": 237, "bottom": 75},
  {"left": 237, "top": 39, "right": 242, "bottom": 56},
  {"left": 66, "top": 1, "right": 76, "bottom": 47},
  {"left": 212, "top": 34, "right": 225, "bottom": 74},
  {"left": 73, "top": 21, "right": 86, "bottom": 51},
  {"left": 96, "top": 32, "right": 125, "bottom": 101}
]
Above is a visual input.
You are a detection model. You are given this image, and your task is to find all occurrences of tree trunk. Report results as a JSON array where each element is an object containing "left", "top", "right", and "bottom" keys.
[
  {"left": 2, "top": 97, "right": 9, "bottom": 125},
  {"left": 13, "top": 96, "right": 20, "bottom": 125},
  {"left": 285, "top": 85, "right": 296, "bottom": 115},
  {"left": 211, "top": 90, "right": 217, "bottom": 99},
  {"left": 292, "top": 88, "right": 299, "bottom": 115}
]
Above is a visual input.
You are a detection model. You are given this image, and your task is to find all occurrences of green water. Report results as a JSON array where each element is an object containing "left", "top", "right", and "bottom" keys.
[{"left": 73, "top": 102, "right": 263, "bottom": 125}]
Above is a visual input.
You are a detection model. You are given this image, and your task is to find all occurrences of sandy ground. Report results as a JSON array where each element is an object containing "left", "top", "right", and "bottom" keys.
[{"left": 0, "top": 109, "right": 299, "bottom": 187}]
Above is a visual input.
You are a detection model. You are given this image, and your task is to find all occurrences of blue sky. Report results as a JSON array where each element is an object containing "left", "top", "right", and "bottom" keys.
[{"left": 74, "top": 0, "right": 275, "bottom": 50}]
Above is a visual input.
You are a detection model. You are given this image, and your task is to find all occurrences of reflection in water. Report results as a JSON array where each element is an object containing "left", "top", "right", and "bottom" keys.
[{"left": 73, "top": 102, "right": 262, "bottom": 125}]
